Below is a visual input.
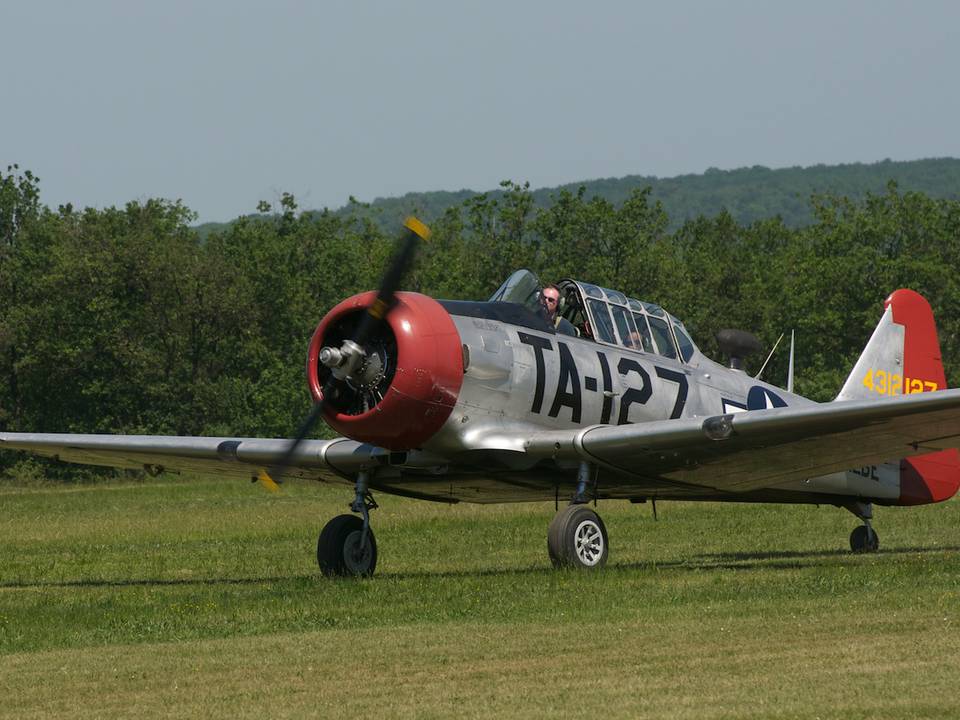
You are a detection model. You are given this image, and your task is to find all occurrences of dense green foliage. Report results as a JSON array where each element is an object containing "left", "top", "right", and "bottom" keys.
[{"left": 4, "top": 164, "right": 960, "bottom": 475}]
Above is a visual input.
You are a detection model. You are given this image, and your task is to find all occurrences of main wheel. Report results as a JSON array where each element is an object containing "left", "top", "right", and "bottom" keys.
[
  {"left": 547, "top": 505, "right": 609, "bottom": 569},
  {"left": 849, "top": 524, "right": 879, "bottom": 553},
  {"left": 317, "top": 514, "right": 378, "bottom": 577}
]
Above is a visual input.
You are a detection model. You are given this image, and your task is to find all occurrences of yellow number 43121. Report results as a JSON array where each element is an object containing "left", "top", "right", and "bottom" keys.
[{"left": 863, "top": 369, "right": 937, "bottom": 396}]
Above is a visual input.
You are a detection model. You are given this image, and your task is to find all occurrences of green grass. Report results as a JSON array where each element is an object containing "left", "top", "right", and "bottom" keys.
[{"left": 1, "top": 475, "right": 958, "bottom": 718}]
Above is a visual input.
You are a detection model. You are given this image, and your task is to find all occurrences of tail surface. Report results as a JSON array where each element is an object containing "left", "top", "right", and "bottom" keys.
[
  {"left": 837, "top": 289, "right": 944, "bottom": 402},
  {"left": 837, "top": 289, "right": 959, "bottom": 504}
]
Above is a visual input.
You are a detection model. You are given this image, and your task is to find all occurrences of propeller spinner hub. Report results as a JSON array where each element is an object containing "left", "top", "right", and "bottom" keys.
[
  {"left": 318, "top": 345, "right": 343, "bottom": 368},
  {"left": 320, "top": 340, "right": 366, "bottom": 381}
]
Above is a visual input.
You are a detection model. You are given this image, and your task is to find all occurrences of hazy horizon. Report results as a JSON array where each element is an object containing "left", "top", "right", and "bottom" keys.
[{"left": 4, "top": 1, "right": 959, "bottom": 223}]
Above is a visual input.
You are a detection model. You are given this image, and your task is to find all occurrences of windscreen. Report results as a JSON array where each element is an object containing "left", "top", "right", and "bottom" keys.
[{"left": 488, "top": 269, "right": 543, "bottom": 313}]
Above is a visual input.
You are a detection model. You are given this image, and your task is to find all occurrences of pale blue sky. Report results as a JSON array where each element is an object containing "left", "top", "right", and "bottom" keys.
[{"left": 3, "top": 1, "right": 959, "bottom": 222}]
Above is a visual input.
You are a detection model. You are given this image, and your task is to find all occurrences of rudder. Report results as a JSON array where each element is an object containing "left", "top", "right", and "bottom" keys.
[
  {"left": 837, "top": 289, "right": 945, "bottom": 401},
  {"left": 836, "top": 289, "right": 959, "bottom": 504}
]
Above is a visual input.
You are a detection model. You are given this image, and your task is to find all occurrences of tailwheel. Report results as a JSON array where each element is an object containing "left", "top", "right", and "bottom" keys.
[
  {"left": 849, "top": 524, "right": 879, "bottom": 553},
  {"left": 547, "top": 505, "right": 609, "bottom": 569},
  {"left": 317, "top": 514, "right": 378, "bottom": 577}
]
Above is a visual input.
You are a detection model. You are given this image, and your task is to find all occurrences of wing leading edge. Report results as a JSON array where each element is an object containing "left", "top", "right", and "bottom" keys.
[
  {"left": 0, "top": 433, "right": 393, "bottom": 484},
  {"left": 524, "top": 389, "right": 960, "bottom": 492}
]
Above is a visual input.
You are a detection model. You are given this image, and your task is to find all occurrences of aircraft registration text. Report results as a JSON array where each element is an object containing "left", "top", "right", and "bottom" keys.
[
  {"left": 862, "top": 369, "right": 937, "bottom": 396},
  {"left": 517, "top": 332, "right": 688, "bottom": 425}
]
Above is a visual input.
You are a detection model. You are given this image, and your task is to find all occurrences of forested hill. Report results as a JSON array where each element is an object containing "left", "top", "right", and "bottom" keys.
[
  {"left": 340, "top": 158, "right": 960, "bottom": 233},
  {"left": 195, "top": 157, "right": 960, "bottom": 236}
]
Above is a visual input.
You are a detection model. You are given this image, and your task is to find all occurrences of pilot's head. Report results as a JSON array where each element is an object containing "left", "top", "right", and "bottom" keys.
[{"left": 541, "top": 285, "right": 560, "bottom": 321}]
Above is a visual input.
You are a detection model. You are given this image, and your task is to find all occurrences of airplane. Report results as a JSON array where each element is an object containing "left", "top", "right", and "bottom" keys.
[{"left": 2, "top": 218, "right": 960, "bottom": 577}]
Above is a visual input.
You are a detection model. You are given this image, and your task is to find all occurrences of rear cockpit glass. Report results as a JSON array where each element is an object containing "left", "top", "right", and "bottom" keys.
[
  {"left": 642, "top": 301, "right": 666, "bottom": 318},
  {"left": 630, "top": 312, "right": 655, "bottom": 353},
  {"left": 609, "top": 305, "right": 637, "bottom": 349},
  {"left": 586, "top": 299, "right": 617, "bottom": 344},
  {"left": 580, "top": 282, "right": 605, "bottom": 300},
  {"left": 647, "top": 315, "right": 678, "bottom": 359},
  {"left": 603, "top": 288, "right": 629, "bottom": 305},
  {"left": 673, "top": 323, "right": 696, "bottom": 363},
  {"left": 549, "top": 277, "right": 699, "bottom": 363}
]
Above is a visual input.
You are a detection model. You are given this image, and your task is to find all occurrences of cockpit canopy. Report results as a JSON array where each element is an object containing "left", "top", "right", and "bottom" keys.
[{"left": 489, "top": 270, "right": 698, "bottom": 363}]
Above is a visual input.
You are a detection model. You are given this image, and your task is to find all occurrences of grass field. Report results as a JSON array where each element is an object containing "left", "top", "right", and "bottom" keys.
[{"left": 1, "top": 474, "right": 958, "bottom": 719}]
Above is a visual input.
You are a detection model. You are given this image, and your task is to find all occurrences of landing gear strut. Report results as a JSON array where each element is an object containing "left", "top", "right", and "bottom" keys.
[
  {"left": 317, "top": 471, "right": 379, "bottom": 577},
  {"left": 846, "top": 501, "right": 880, "bottom": 553},
  {"left": 548, "top": 462, "right": 609, "bottom": 569}
]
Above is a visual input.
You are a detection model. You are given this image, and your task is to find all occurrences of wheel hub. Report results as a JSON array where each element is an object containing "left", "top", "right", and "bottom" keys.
[
  {"left": 574, "top": 519, "right": 604, "bottom": 566},
  {"left": 343, "top": 530, "right": 374, "bottom": 573}
]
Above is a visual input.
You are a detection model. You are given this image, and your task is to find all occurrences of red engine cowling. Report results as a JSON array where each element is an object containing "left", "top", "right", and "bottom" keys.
[{"left": 306, "top": 291, "right": 464, "bottom": 450}]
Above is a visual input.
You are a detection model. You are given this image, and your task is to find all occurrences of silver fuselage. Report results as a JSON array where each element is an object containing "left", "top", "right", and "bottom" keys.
[{"left": 420, "top": 312, "right": 898, "bottom": 502}]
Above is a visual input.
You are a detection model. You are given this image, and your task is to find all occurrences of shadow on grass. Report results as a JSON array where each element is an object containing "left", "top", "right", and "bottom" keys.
[
  {"left": 0, "top": 574, "right": 316, "bottom": 590},
  {"left": 378, "top": 543, "right": 960, "bottom": 580},
  {"left": 693, "top": 545, "right": 960, "bottom": 563},
  {"left": 625, "top": 544, "right": 960, "bottom": 573},
  {"left": 4, "top": 545, "right": 958, "bottom": 589}
]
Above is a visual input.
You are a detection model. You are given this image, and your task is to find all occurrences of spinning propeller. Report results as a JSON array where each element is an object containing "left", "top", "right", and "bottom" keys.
[{"left": 258, "top": 217, "right": 432, "bottom": 490}]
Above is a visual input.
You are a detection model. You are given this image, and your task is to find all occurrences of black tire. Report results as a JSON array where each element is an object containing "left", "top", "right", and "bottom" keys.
[
  {"left": 547, "top": 505, "right": 609, "bottom": 569},
  {"left": 317, "top": 514, "right": 378, "bottom": 577},
  {"left": 849, "top": 525, "right": 879, "bottom": 553},
  {"left": 547, "top": 509, "right": 565, "bottom": 566}
]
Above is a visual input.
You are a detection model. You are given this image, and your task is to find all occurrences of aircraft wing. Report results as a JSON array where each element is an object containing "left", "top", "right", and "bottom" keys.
[
  {"left": 6, "top": 390, "right": 960, "bottom": 497},
  {"left": 0, "top": 433, "right": 395, "bottom": 484},
  {"left": 524, "top": 389, "right": 960, "bottom": 492}
]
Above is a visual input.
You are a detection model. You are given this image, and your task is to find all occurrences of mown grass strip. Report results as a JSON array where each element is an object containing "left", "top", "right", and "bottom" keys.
[{"left": 1, "top": 475, "right": 958, "bottom": 718}]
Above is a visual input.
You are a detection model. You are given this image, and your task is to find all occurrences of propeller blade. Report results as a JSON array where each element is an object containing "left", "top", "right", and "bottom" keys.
[
  {"left": 263, "top": 217, "right": 431, "bottom": 486},
  {"left": 256, "top": 469, "right": 281, "bottom": 492},
  {"left": 349, "top": 216, "right": 431, "bottom": 346}
]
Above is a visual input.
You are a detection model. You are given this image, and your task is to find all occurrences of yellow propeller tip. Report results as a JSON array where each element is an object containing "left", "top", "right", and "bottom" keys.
[
  {"left": 258, "top": 470, "right": 281, "bottom": 493},
  {"left": 404, "top": 216, "right": 432, "bottom": 241},
  {"left": 368, "top": 297, "right": 389, "bottom": 320}
]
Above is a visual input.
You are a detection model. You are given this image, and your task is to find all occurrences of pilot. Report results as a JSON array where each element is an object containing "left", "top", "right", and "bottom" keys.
[{"left": 541, "top": 284, "right": 578, "bottom": 336}]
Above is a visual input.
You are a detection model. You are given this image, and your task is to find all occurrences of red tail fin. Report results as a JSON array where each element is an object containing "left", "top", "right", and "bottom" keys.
[
  {"left": 888, "top": 289, "right": 946, "bottom": 391},
  {"left": 886, "top": 289, "right": 960, "bottom": 505}
]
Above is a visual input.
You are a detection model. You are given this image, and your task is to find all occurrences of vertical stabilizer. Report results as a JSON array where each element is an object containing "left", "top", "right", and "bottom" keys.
[
  {"left": 836, "top": 289, "right": 944, "bottom": 401},
  {"left": 836, "top": 289, "right": 959, "bottom": 505}
]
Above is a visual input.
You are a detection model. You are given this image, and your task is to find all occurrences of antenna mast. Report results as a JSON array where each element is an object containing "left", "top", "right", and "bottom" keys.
[{"left": 787, "top": 330, "right": 795, "bottom": 393}]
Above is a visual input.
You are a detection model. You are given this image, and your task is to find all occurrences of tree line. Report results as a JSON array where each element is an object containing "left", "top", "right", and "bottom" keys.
[
  {"left": 191, "top": 156, "right": 960, "bottom": 238},
  {"left": 4, "top": 166, "right": 960, "bottom": 475}
]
